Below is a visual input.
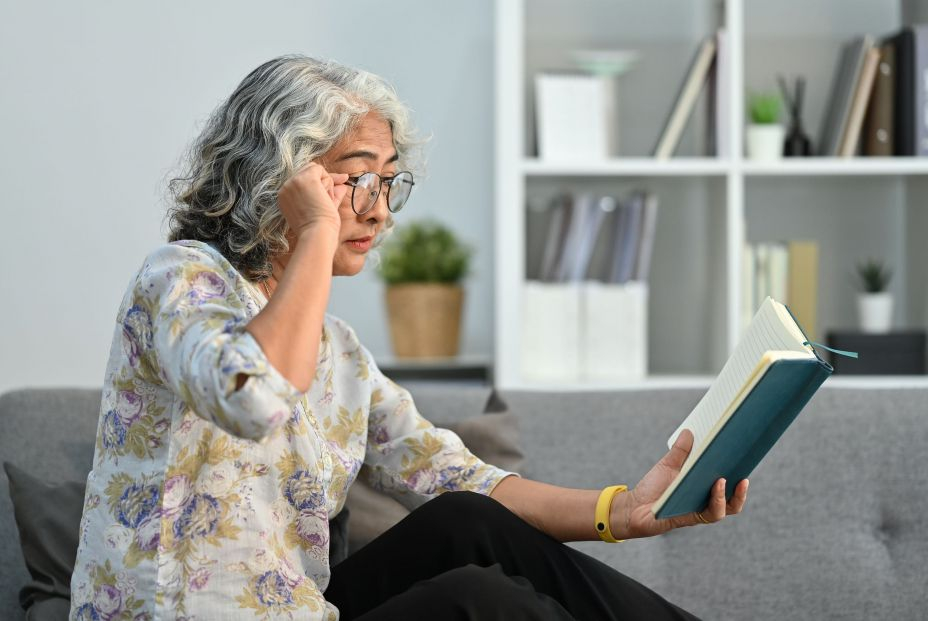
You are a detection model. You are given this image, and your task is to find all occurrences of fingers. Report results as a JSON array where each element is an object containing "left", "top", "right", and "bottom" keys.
[
  {"left": 692, "top": 478, "right": 750, "bottom": 527},
  {"left": 726, "top": 479, "right": 749, "bottom": 515},
  {"left": 332, "top": 182, "right": 351, "bottom": 205},
  {"left": 693, "top": 478, "right": 727, "bottom": 525}
]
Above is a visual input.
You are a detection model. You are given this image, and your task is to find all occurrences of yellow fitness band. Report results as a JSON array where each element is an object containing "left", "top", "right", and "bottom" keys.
[{"left": 594, "top": 485, "right": 628, "bottom": 543}]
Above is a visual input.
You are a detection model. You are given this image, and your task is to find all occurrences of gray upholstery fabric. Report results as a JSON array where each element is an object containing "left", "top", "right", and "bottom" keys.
[
  {"left": 0, "top": 388, "right": 101, "bottom": 621},
  {"left": 2, "top": 385, "right": 927, "bottom": 620},
  {"left": 4, "top": 463, "right": 85, "bottom": 613},
  {"left": 501, "top": 387, "right": 928, "bottom": 621}
]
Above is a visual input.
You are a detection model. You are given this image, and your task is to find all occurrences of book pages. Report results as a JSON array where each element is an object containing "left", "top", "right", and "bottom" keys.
[{"left": 667, "top": 297, "right": 813, "bottom": 453}]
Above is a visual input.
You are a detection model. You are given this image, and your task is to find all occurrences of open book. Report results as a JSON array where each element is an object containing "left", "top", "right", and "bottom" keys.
[{"left": 652, "top": 297, "right": 833, "bottom": 519}]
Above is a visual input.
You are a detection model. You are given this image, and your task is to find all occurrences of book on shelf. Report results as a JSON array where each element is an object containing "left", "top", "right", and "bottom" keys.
[
  {"left": 743, "top": 241, "right": 819, "bottom": 340},
  {"left": 535, "top": 72, "right": 616, "bottom": 160},
  {"left": 914, "top": 25, "right": 928, "bottom": 155},
  {"left": 863, "top": 42, "right": 895, "bottom": 156},
  {"left": 653, "top": 35, "right": 717, "bottom": 159},
  {"left": 819, "top": 35, "right": 874, "bottom": 156},
  {"left": 609, "top": 191, "right": 644, "bottom": 284},
  {"left": 530, "top": 190, "right": 658, "bottom": 286},
  {"left": 706, "top": 28, "right": 729, "bottom": 158},
  {"left": 632, "top": 193, "right": 659, "bottom": 282},
  {"left": 838, "top": 45, "right": 880, "bottom": 157},
  {"left": 835, "top": 24, "right": 928, "bottom": 157},
  {"left": 653, "top": 296, "right": 833, "bottom": 519},
  {"left": 786, "top": 241, "right": 819, "bottom": 341},
  {"left": 887, "top": 27, "right": 916, "bottom": 155}
]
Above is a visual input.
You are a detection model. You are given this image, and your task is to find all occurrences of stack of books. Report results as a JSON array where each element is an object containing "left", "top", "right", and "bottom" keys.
[
  {"left": 527, "top": 190, "right": 658, "bottom": 284},
  {"left": 521, "top": 190, "right": 659, "bottom": 384},
  {"left": 742, "top": 241, "right": 820, "bottom": 340},
  {"left": 821, "top": 26, "right": 928, "bottom": 157}
]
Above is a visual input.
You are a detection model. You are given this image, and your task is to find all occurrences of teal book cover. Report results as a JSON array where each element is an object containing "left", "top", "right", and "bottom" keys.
[{"left": 654, "top": 355, "right": 832, "bottom": 519}]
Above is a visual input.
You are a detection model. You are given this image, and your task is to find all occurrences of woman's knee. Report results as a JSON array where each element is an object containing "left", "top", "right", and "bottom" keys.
[{"left": 425, "top": 490, "right": 508, "bottom": 523}]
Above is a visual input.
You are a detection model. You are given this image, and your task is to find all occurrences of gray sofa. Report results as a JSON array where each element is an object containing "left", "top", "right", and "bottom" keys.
[{"left": 2, "top": 384, "right": 926, "bottom": 620}]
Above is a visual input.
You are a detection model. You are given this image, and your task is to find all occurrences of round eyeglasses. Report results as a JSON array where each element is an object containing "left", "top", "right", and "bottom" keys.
[{"left": 345, "top": 171, "right": 415, "bottom": 216}]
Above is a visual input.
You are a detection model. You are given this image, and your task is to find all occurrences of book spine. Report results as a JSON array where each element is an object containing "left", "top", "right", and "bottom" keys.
[
  {"left": 654, "top": 37, "right": 717, "bottom": 159},
  {"left": 840, "top": 46, "right": 880, "bottom": 157},
  {"left": 787, "top": 241, "right": 819, "bottom": 341},
  {"left": 915, "top": 26, "right": 928, "bottom": 155},
  {"left": 891, "top": 28, "right": 915, "bottom": 156},
  {"left": 864, "top": 43, "right": 895, "bottom": 156}
]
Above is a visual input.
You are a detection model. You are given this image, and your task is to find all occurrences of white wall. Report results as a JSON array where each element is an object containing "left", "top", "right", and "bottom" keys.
[{"left": 0, "top": 0, "right": 495, "bottom": 392}]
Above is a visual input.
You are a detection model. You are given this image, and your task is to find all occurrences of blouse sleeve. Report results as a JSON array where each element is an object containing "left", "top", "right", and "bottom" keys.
[
  {"left": 360, "top": 344, "right": 517, "bottom": 498},
  {"left": 125, "top": 243, "right": 303, "bottom": 441}
]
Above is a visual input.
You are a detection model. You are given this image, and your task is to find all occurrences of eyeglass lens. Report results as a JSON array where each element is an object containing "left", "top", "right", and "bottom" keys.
[{"left": 352, "top": 172, "right": 414, "bottom": 214}]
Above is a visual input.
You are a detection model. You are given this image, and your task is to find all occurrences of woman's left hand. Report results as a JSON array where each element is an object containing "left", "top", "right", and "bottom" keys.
[{"left": 613, "top": 429, "right": 750, "bottom": 539}]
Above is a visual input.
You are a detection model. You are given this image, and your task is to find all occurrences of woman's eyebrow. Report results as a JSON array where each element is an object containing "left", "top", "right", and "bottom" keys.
[{"left": 336, "top": 150, "right": 400, "bottom": 163}]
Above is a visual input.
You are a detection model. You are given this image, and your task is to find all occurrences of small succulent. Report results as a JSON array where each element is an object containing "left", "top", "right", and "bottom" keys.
[
  {"left": 856, "top": 259, "right": 892, "bottom": 293},
  {"left": 378, "top": 220, "right": 473, "bottom": 285},
  {"left": 748, "top": 92, "right": 781, "bottom": 124}
]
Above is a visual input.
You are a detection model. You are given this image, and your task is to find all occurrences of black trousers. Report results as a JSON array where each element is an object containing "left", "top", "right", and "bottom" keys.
[{"left": 325, "top": 491, "right": 701, "bottom": 620}]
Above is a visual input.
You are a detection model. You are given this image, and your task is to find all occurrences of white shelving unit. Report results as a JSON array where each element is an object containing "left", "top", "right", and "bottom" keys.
[{"left": 494, "top": 0, "right": 928, "bottom": 390}]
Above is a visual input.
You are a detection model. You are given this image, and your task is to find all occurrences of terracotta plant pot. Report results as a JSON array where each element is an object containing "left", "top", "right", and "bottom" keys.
[{"left": 386, "top": 284, "right": 464, "bottom": 358}]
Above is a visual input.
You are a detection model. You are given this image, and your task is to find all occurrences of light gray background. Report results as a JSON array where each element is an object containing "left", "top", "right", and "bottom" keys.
[
  {"left": 3, "top": 0, "right": 927, "bottom": 390},
  {"left": 0, "top": 0, "right": 495, "bottom": 392}
]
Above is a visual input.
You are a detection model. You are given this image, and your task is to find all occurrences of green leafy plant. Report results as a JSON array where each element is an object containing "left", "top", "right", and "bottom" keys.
[
  {"left": 856, "top": 258, "right": 892, "bottom": 293},
  {"left": 378, "top": 220, "right": 473, "bottom": 285},
  {"left": 748, "top": 92, "right": 781, "bottom": 124}
]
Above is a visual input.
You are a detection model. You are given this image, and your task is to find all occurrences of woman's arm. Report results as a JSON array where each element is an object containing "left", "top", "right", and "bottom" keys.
[
  {"left": 244, "top": 224, "right": 339, "bottom": 392},
  {"left": 489, "top": 429, "right": 750, "bottom": 542},
  {"left": 244, "top": 163, "right": 348, "bottom": 393}
]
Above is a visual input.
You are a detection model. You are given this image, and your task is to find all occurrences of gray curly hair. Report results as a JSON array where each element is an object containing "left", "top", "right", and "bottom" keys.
[{"left": 167, "top": 54, "right": 422, "bottom": 281}]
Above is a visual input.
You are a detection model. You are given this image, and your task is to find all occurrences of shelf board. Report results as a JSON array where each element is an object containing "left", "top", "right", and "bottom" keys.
[
  {"left": 741, "top": 157, "right": 928, "bottom": 176},
  {"left": 503, "top": 374, "right": 928, "bottom": 392},
  {"left": 521, "top": 157, "right": 728, "bottom": 177},
  {"left": 507, "top": 375, "right": 715, "bottom": 392}
]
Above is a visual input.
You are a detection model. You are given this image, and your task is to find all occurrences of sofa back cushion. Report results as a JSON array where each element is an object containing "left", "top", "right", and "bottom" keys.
[
  {"left": 0, "top": 388, "right": 101, "bottom": 620},
  {"left": 500, "top": 386, "right": 928, "bottom": 621}
]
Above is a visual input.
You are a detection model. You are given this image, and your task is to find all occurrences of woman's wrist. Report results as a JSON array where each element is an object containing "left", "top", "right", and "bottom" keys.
[
  {"left": 609, "top": 486, "right": 635, "bottom": 540},
  {"left": 295, "top": 221, "right": 341, "bottom": 246}
]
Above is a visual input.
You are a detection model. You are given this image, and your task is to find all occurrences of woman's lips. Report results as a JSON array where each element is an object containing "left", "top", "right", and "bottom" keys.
[{"left": 346, "top": 236, "right": 373, "bottom": 251}]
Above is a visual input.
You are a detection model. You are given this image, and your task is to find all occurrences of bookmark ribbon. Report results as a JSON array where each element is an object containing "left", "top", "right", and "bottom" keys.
[{"left": 802, "top": 341, "right": 859, "bottom": 359}]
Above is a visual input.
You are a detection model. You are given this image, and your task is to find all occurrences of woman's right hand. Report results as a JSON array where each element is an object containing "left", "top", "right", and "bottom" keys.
[{"left": 277, "top": 162, "right": 350, "bottom": 237}]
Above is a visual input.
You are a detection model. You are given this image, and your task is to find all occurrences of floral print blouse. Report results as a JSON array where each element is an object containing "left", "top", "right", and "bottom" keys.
[{"left": 69, "top": 240, "right": 514, "bottom": 621}]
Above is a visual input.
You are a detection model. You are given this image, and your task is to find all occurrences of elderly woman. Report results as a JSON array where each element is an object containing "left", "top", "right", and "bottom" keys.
[{"left": 70, "top": 55, "right": 749, "bottom": 621}]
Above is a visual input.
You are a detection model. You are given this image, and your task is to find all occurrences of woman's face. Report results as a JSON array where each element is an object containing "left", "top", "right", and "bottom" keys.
[{"left": 321, "top": 112, "right": 398, "bottom": 277}]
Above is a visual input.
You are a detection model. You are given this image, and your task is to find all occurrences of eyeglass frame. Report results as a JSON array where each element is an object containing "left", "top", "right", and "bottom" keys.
[{"left": 344, "top": 171, "right": 416, "bottom": 216}]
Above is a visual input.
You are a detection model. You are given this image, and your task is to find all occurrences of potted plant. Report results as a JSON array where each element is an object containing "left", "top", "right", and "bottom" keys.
[
  {"left": 378, "top": 220, "right": 473, "bottom": 358},
  {"left": 746, "top": 91, "right": 784, "bottom": 160},
  {"left": 855, "top": 258, "right": 893, "bottom": 333}
]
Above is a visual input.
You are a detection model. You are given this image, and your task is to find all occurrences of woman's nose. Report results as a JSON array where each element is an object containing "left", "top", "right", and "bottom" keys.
[{"left": 364, "top": 187, "right": 390, "bottom": 223}]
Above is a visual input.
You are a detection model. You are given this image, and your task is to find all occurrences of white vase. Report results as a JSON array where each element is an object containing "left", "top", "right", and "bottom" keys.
[
  {"left": 858, "top": 292, "right": 893, "bottom": 334},
  {"left": 746, "top": 124, "right": 785, "bottom": 160}
]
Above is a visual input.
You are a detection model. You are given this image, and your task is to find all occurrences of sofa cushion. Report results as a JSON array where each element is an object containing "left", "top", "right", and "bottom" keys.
[
  {"left": 4, "top": 462, "right": 84, "bottom": 616},
  {"left": 0, "top": 388, "right": 102, "bottom": 620}
]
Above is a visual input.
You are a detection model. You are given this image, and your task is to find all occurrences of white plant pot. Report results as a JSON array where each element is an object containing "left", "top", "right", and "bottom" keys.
[
  {"left": 746, "top": 124, "right": 785, "bottom": 160},
  {"left": 858, "top": 292, "right": 893, "bottom": 334}
]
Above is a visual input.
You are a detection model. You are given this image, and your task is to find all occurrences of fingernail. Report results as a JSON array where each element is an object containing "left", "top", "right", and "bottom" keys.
[{"left": 719, "top": 479, "right": 726, "bottom": 490}]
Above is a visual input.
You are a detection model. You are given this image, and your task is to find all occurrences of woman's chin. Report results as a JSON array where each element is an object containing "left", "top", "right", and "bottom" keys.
[{"left": 333, "top": 255, "right": 366, "bottom": 277}]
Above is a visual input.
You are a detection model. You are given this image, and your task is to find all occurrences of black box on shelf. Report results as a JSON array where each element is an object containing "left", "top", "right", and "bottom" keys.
[{"left": 825, "top": 331, "right": 927, "bottom": 375}]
